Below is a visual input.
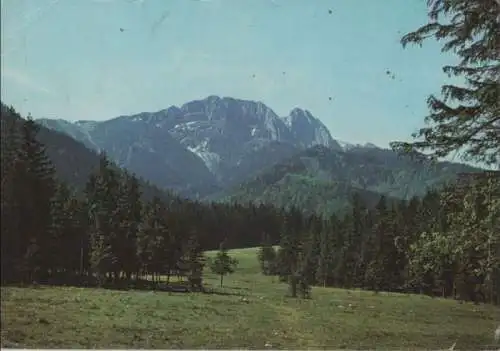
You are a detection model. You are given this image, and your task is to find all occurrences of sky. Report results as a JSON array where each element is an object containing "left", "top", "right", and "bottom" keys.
[{"left": 1, "top": 0, "right": 461, "bottom": 149}]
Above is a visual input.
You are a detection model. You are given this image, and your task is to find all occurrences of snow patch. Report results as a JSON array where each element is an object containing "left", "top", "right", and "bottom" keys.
[
  {"left": 337, "top": 140, "right": 357, "bottom": 151},
  {"left": 186, "top": 140, "right": 221, "bottom": 173},
  {"left": 337, "top": 140, "right": 381, "bottom": 151}
]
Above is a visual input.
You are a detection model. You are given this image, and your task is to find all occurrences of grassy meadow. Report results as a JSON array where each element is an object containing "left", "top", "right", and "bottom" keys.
[{"left": 1, "top": 247, "right": 499, "bottom": 349}]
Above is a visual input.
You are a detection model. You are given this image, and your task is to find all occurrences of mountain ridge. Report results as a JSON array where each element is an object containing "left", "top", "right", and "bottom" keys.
[
  {"left": 36, "top": 95, "right": 481, "bottom": 205},
  {"left": 0, "top": 103, "right": 178, "bottom": 204},
  {"left": 212, "top": 144, "right": 481, "bottom": 216},
  {"left": 37, "top": 95, "right": 343, "bottom": 197}
]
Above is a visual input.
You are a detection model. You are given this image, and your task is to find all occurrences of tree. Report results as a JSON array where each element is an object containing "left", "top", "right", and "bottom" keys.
[
  {"left": 316, "top": 217, "right": 338, "bottom": 287},
  {"left": 0, "top": 109, "right": 23, "bottom": 283},
  {"left": 18, "top": 117, "right": 57, "bottom": 282},
  {"left": 116, "top": 171, "right": 142, "bottom": 282},
  {"left": 257, "top": 233, "right": 277, "bottom": 275},
  {"left": 276, "top": 210, "right": 302, "bottom": 296},
  {"left": 185, "top": 233, "right": 206, "bottom": 291},
  {"left": 391, "top": 0, "right": 500, "bottom": 167},
  {"left": 48, "top": 182, "right": 83, "bottom": 282},
  {"left": 85, "top": 154, "right": 120, "bottom": 286},
  {"left": 137, "top": 196, "right": 169, "bottom": 283},
  {"left": 210, "top": 241, "right": 238, "bottom": 287}
]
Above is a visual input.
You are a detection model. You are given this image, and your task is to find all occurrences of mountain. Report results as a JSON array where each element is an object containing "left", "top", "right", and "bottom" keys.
[
  {"left": 215, "top": 145, "right": 481, "bottom": 216},
  {"left": 40, "top": 113, "right": 220, "bottom": 198},
  {"left": 38, "top": 96, "right": 341, "bottom": 198},
  {"left": 0, "top": 104, "right": 177, "bottom": 203},
  {"left": 36, "top": 95, "right": 482, "bottom": 211}
]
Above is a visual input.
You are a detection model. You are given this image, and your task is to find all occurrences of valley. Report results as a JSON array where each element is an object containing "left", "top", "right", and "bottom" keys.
[{"left": 1, "top": 0, "right": 499, "bottom": 348}]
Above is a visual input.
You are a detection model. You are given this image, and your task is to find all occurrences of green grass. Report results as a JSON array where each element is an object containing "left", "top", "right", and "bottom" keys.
[{"left": 1, "top": 247, "right": 499, "bottom": 349}]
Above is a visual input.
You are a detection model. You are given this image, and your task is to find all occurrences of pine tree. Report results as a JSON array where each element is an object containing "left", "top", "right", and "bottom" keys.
[
  {"left": 316, "top": 217, "right": 337, "bottom": 287},
  {"left": 277, "top": 209, "right": 302, "bottom": 297},
  {"left": 391, "top": 0, "right": 500, "bottom": 167},
  {"left": 85, "top": 154, "right": 119, "bottom": 286},
  {"left": 297, "top": 232, "right": 316, "bottom": 299},
  {"left": 48, "top": 182, "right": 79, "bottom": 282},
  {"left": 185, "top": 232, "right": 205, "bottom": 292},
  {"left": 257, "top": 233, "right": 277, "bottom": 275},
  {"left": 18, "top": 117, "right": 57, "bottom": 282},
  {"left": 137, "top": 196, "right": 168, "bottom": 283},
  {"left": 0, "top": 109, "right": 23, "bottom": 283},
  {"left": 210, "top": 241, "right": 238, "bottom": 287},
  {"left": 350, "top": 193, "right": 368, "bottom": 287},
  {"left": 116, "top": 171, "right": 142, "bottom": 282},
  {"left": 365, "top": 195, "right": 397, "bottom": 292}
]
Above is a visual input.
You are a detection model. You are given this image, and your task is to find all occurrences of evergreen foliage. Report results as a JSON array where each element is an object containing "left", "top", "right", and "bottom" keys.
[
  {"left": 391, "top": 0, "right": 500, "bottom": 167},
  {"left": 209, "top": 241, "right": 239, "bottom": 287}
]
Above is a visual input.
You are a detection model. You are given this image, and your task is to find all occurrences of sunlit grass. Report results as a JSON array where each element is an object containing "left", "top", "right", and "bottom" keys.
[{"left": 1, "top": 247, "right": 498, "bottom": 349}]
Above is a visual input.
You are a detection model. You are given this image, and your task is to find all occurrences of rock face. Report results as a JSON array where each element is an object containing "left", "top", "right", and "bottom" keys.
[
  {"left": 284, "top": 108, "right": 341, "bottom": 150},
  {"left": 169, "top": 96, "right": 296, "bottom": 179},
  {"left": 38, "top": 95, "right": 340, "bottom": 198}
]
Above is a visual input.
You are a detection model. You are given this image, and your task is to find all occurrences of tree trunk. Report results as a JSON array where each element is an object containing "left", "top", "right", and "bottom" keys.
[
  {"left": 220, "top": 274, "right": 223, "bottom": 288},
  {"left": 289, "top": 275, "right": 297, "bottom": 297}
]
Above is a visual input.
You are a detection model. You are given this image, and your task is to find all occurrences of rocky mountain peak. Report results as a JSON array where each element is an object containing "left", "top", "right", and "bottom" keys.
[
  {"left": 284, "top": 108, "right": 341, "bottom": 150},
  {"left": 37, "top": 95, "right": 347, "bottom": 197},
  {"left": 288, "top": 107, "right": 315, "bottom": 121}
]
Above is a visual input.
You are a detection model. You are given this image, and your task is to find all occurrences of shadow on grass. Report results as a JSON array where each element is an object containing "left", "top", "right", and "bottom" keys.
[
  {"left": 201, "top": 288, "right": 245, "bottom": 297},
  {"left": 1, "top": 279, "right": 245, "bottom": 297},
  {"left": 224, "top": 285, "right": 250, "bottom": 291}
]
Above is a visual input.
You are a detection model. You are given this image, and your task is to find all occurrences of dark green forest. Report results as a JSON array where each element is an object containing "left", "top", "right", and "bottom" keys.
[
  {"left": 259, "top": 174, "right": 499, "bottom": 303},
  {"left": 1, "top": 106, "right": 287, "bottom": 287},
  {"left": 1, "top": 105, "right": 498, "bottom": 305}
]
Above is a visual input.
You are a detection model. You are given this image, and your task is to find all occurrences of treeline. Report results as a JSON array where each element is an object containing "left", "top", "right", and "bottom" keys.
[
  {"left": 259, "top": 174, "right": 500, "bottom": 304},
  {"left": 0, "top": 108, "right": 289, "bottom": 288}
]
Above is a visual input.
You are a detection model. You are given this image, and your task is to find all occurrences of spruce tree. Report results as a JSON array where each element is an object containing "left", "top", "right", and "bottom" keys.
[
  {"left": 316, "top": 217, "right": 337, "bottom": 287},
  {"left": 185, "top": 233, "right": 205, "bottom": 292},
  {"left": 85, "top": 154, "right": 119, "bottom": 286},
  {"left": 210, "top": 241, "right": 238, "bottom": 288},
  {"left": 18, "top": 117, "right": 57, "bottom": 282},
  {"left": 391, "top": 0, "right": 500, "bottom": 167},
  {"left": 116, "top": 171, "right": 142, "bottom": 282},
  {"left": 257, "top": 233, "right": 277, "bottom": 275}
]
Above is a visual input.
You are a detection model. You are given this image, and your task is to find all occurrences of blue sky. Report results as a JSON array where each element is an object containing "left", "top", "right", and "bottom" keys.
[{"left": 1, "top": 0, "right": 459, "bottom": 148}]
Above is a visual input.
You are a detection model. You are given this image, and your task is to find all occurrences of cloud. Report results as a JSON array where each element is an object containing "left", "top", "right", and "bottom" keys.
[{"left": 1, "top": 67, "right": 56, "bottom": 96}]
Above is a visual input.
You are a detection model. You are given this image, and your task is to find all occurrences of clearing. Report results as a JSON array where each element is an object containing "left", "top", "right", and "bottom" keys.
[{"left": 1, "top": 247, "right": 499, "bottom": 349}]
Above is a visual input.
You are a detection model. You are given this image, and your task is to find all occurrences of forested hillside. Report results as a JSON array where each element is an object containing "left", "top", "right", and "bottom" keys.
[
  {"left": 1, "top": 104, "right": 174, "bottom": 202},
  {"left": 216, "top": 145, "right": 480, "bottom": 216}
]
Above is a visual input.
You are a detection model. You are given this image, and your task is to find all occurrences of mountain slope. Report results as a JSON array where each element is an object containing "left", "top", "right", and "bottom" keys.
[
  {"left": 0, "top": 104, "right": 177, "bottom": 202},
  {"left": 218, "top": 173, "right": 400, "bottom": 217},
  {"left": 38, "top": 96, "right": 340, "bottom": 197},
  {"left": 36, "top": 95, "right": 481, "bottom": 209},
  {"left": 215, "top": 145, "right": 481, "bottom": 216}
]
